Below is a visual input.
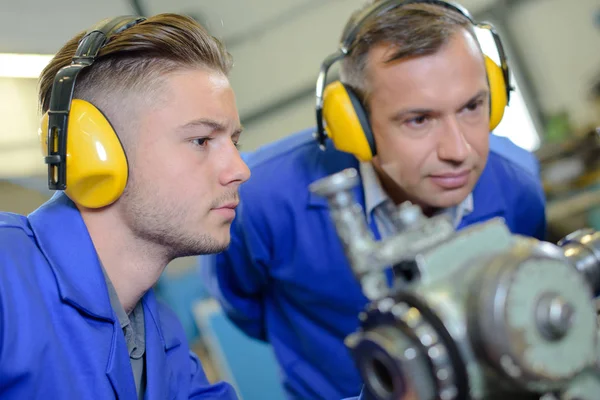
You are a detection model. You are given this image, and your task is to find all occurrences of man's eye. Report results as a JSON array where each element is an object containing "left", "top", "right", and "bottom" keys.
[
  {"left": 406, "top": 115, "right": 429, "bottom": 127},
  {"left": 192, "top": 138, "right": 209, "bottom": 147},
  {"left": 466, "top": 100, "right": 484, "bottom": 112}
]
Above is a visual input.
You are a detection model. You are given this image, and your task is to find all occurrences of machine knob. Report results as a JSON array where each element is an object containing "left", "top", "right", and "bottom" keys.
[{"left": 536, "top": 293, "right": 575, "bottom": 341}]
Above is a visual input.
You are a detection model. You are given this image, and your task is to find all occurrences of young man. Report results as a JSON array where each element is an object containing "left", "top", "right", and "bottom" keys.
[
  {"left": 0, "top": 14, "right": 250, "bottom": 399},
  {"left": 202, "top": 1, "right": 547, "bottom": 399}
]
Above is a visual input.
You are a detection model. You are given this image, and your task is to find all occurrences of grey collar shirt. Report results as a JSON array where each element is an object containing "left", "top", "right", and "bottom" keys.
[{"left": 101, "top": 267, "right": 146, "bottom": 400}]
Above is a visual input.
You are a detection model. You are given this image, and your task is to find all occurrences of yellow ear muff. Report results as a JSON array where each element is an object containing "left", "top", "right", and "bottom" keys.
[
  {"left": 39, "top": 99, "right": 128, "bottom": 209},
  {"left": 484, "top": 55, "right": 508, "bottom": 132},
  {"left": 322, "top": 81, "right": 376, "bottom": 162}
]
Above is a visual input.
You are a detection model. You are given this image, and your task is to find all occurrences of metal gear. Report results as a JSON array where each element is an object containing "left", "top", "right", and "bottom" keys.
[{"left": 358, "top": 296, "right": 461, "bottom": 400}]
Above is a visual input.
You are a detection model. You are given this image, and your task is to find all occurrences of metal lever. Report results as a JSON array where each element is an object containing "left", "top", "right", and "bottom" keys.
[
  {"left": 309, "top": 168, "right": 377, "bottom": 276},
  {"left": 309, "top": 168, "right": 455, "bottom": 300}
]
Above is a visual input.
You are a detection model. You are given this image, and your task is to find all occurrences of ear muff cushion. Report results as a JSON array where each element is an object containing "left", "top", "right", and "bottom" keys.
[
  {"left": 322, "top": 81, "right": 375, "bottom": 162},
  {"left": 39, "top": 99, "right": 128, "bottom": 209},
  {"left": 485, "top": 55, "right": 508, "bottom": 132}
]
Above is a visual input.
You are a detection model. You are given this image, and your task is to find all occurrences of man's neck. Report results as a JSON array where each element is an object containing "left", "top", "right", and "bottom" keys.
[{"left": 81, "top": 209, "right": 169, "bottom": 314}]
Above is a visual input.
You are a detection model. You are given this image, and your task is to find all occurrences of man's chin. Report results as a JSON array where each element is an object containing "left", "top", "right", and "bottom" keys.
[
  {"left": 179, "top": 231, "right": 231, "bottom": 256},
  {"left": 211, "top": 234, "right": 231, "bottom": 252},
  {"left": 426, "top": 188, "right": 471, "bottom": 210}
]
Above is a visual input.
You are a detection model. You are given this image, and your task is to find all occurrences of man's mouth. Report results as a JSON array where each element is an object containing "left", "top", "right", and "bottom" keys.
[
  {"left": 211, "top": 202, "right": 239, "bottom": 220},
  {"left": 429, "top": 170, "right": 471, "bottom": 190},
  {"left": 213, "top": 202, "right": 238, "bottom": 210}
]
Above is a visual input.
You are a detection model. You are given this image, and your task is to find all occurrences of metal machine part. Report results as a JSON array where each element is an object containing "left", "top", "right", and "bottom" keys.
[
  {"left": 309, "top": 168, "right": 600, "bottom": 400},
  {"left": 308, "top": 168, "right": 455, "bottom": 300},
  {"left": 558, "top": 229, "right": 600, "bottom": 296}
]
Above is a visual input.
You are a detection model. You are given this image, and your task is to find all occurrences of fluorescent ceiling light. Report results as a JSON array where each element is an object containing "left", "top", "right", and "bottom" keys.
[{"left": 0, "top": 53, "right": 54, "bottom": 79}]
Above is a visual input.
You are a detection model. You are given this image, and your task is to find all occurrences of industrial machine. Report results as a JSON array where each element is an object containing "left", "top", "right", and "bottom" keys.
[{"left": 309, "top": 168, "right": 600, "bottom": 400}]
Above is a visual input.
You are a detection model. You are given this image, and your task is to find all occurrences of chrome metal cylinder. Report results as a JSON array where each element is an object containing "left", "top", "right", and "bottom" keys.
[{"left": 559, "top": 229, "right": 600, "bottom": 296}]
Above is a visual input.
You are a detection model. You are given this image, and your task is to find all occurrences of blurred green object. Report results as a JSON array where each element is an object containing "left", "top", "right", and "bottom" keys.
[
  {"left": 588, "top": 183, "right": 600, "bottom": 231},
  {"left": 589, "top": 207, "right": 600, "bottom": 231},
  {"left": 545, "top": 111, "right": 572, "bottom": 143}
]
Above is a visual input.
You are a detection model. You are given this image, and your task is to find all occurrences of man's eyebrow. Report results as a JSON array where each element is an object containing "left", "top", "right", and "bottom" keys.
[
  {"left": 459, "top": 89, "right": 489, "bottom": 109},
  {"left": 391, "top": 108, "right": 434, "bottom": 122},
  {"left": 178, "top": 118, "right": 225, "bottom": 131},
  {"left": 390, "top": 90, "right": 491, "bottom": 121},
  {"left": 178, "top": 118, "right": 243, "bottom": 135}
]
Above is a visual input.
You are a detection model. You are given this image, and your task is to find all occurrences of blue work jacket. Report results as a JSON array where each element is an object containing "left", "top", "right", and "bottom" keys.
[
  {"left": 201, "top": 128, "right": 547, "bottom": 400},
  {"left": 0, "top": 192, "right": 238, "bottom": 400}
]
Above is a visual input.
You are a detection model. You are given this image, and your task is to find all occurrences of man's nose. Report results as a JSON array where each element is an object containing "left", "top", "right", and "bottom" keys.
[
  {"left": 220, "top": 142, "right": 251, "bottom": 186},
  {"left": 437, "top": 117, "right": 470, "bottom": 163}
]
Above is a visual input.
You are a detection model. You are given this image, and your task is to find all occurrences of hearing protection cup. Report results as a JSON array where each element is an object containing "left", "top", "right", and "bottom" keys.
[
  {"left": 40, "top": 16, "right": 146, "bottom": 209},
  {"left": 314, "top": 0, "right": 513, "bottom": 162}
]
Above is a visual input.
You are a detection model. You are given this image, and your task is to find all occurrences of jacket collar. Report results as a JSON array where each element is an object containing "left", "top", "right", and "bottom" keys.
[
  {"left": 27, "top": 192, "right": 181, "bottom": 348},
  {"left": 104, "top": 289, "right": 181, "bottom": 400},
  {"left": 28, "top": 192, "right": 114, "bottom": 321},
  {"left": 143, "top": 289, "right": 181, "bottom": 351},
  {"left": 458, "top": 156, "right": 507, "bottom": 228}
]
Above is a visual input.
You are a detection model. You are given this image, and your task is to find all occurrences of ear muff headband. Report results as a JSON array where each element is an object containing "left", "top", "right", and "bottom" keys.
[
  {"left": 315, "top": 0, "right": 513, "bottom": 162},
  {"left": 341, "top": 0, "right": 476, "bottom": 53},
  {"left": 42, "top": 15, "right": 145, "bottom": 208}
]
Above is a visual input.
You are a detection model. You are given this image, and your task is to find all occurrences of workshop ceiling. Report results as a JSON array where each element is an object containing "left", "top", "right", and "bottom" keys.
[
  {"left": 0, "top": 0, "right": 497, "bottom": 54},
  {"left": 0, "top": 0, "right": 338, "bottom": 54}
]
